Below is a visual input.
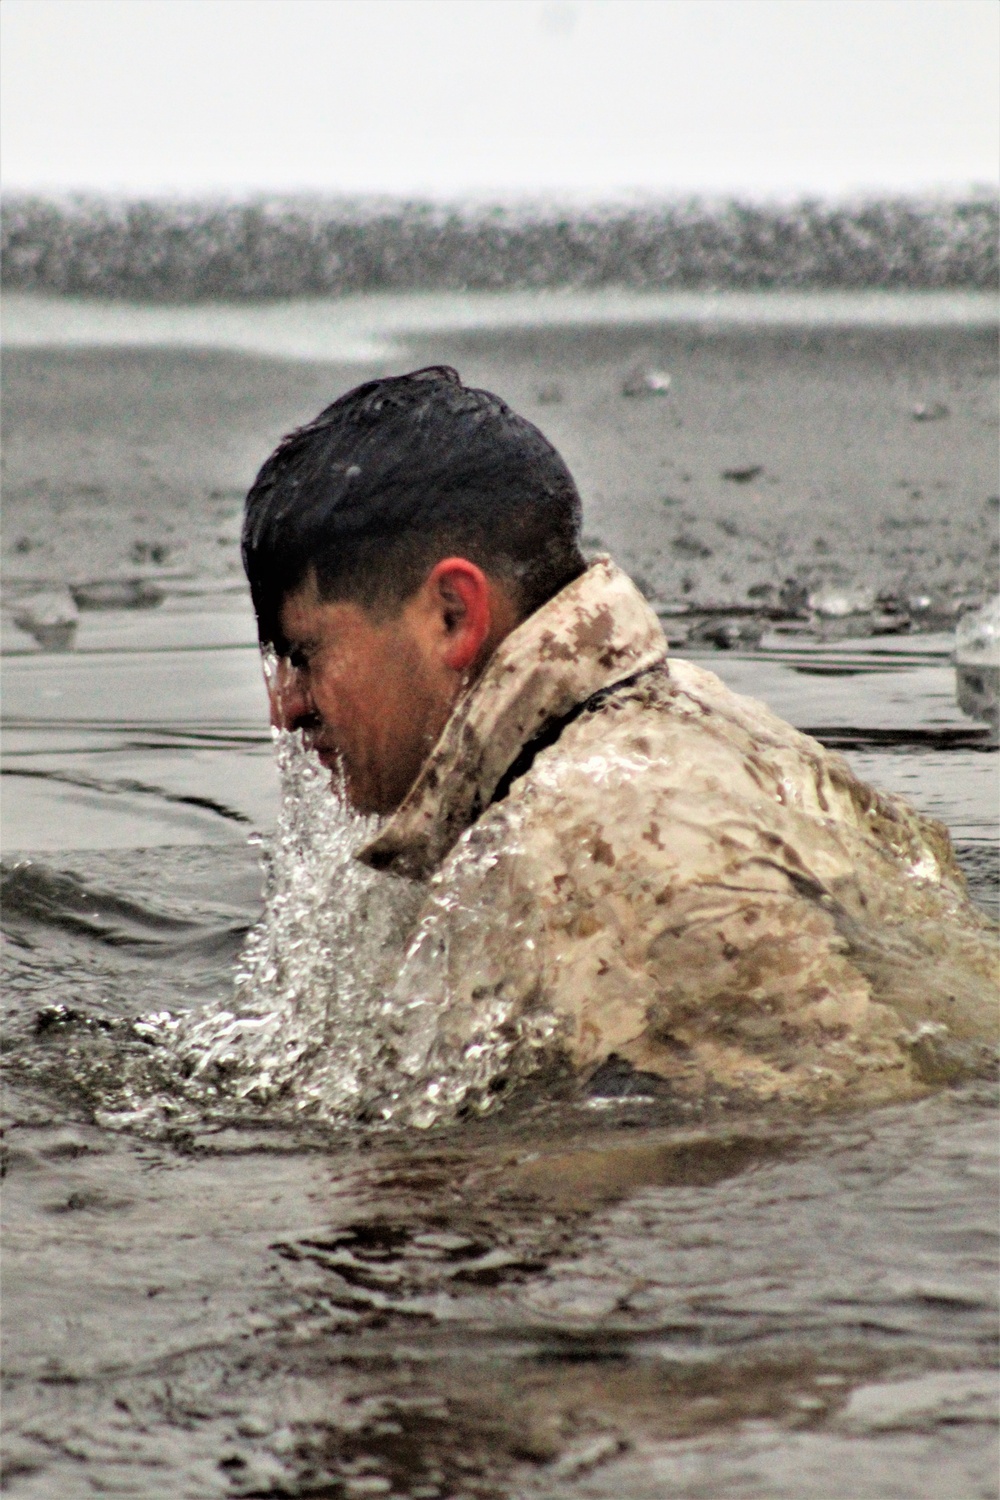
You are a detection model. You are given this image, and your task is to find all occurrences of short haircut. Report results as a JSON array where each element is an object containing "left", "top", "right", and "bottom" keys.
[{"left": 242, "top": 366, "right": 586, "bottom": 651}]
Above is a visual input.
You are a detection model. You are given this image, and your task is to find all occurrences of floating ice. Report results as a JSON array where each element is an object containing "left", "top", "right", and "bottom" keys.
[
  {"left": 71, "top": 578, "right": 164, "bottom": 610},
  {"left": 955, "top": 595, "right": 1000, "bottom": 732},
  {"left": 911, "top": 399, "right": 950, "bottom": 422},
  {"left": 621, "top": 366, "right": 671, "bottom": 397},
  {"left": 11, "top": 589, "right": 78, "bottom": 650},
  {"left": 808, "top": 583, "right": 877, "bottom": 618}
]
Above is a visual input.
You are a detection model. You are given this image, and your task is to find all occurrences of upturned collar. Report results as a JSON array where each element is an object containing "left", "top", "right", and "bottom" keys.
[{"left": 357, "top": 557, "right": 667, "bottom": 879}]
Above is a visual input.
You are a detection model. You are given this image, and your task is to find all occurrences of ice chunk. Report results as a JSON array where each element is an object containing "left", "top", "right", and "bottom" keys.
[
  {"left": 911, "top": 399, "right": 950, "bottom": 421},
  {"left": 807, "top": 583, "right": 877, "bottom": 618},
  {"left": 11, "top": 590, "right": 78, "bottom": 651},
  {"left": 722, "top": 463, "right": 764, "bottom": 483},
  {"left": 955, "top": 595, "right": 1000, "bottom": 730},
  {"left": 71, "top": 578, "right": 164, "bottom": 610},
  {"left": 621, "top": 366, "right": 671, "bottom": 397}
]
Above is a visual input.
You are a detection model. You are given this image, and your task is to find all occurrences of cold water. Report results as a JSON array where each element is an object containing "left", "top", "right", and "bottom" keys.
[{"left": 2, "top": 291, "right": 998, "bottom": 1499}]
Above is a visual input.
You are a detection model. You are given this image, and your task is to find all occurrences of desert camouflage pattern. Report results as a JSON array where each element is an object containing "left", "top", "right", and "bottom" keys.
[{"left": 360, "top": 558, "right": 997, "bottom": 1106}]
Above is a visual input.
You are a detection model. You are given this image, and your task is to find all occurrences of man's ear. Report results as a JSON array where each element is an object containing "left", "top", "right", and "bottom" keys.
[{"left": 428, "top": 558, "right": 492, "bottom": 672}]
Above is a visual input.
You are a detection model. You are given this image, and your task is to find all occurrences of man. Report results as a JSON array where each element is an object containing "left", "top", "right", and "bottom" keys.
[{"left": 243, "top": 365, "right": 995, "bottom": 1115}]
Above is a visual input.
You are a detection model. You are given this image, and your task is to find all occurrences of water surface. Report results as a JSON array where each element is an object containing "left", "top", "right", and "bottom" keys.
[
  {"left": 4, "top": 287, "right": 997, "bottom": 364},
  {"left": 3, "top": 593, "right": 997, "bottom": 1498},
  {"left": 1, "top": 291, "right": 997, "bottom": 1497}
]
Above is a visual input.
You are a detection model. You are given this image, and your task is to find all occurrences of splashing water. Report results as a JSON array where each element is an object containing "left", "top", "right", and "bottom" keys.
[
  {"left": 153, "top": 730, "right": 419, "bottom": 1118},
  {"left": 111, "top": 729, "right": 562, "bottom": 1131}
]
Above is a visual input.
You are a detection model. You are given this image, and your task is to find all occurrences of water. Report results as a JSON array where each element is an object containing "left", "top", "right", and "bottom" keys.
[
  {"left": 2, "top": 291, "right": 998, "bottom": 1497},
  {"left": 4, "top": 597, "right": 997, "bottom": 1497},
  {"left": 4, "top": 287, "right": 997, "bottom": 364}
]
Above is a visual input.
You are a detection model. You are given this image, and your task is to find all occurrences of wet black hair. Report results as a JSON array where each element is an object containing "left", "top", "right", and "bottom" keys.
[{"left": 241, "top": 365, "right": 586, "bottom": 651}]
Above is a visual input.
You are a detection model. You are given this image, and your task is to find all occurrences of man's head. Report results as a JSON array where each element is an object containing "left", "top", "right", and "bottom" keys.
[{"left": 242, "top": 366, "right": 586, "bottom": 813}]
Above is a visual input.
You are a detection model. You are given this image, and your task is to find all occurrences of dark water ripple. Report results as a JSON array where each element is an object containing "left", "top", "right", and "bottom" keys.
[
  {"left": 2, "top": 1084, "right": 996, "bottom": 1499},
  {"left": 1, "top": 665, "right": 997, "bottom": 1496},
  {"left": 1, "top": 848, "right": 997, "bottom": 1497}
]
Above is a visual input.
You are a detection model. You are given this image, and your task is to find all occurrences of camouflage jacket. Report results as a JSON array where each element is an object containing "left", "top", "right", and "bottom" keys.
[{"left": 359, "top": 558, "right": 996, "bottom": 1108}]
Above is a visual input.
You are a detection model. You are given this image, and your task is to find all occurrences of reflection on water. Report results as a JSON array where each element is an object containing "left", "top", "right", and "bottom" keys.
[
  {"left": 2, "top": 284, "right": 997, "bottom": 1493},
  {"left": 3, "top": 1065, "right": 997, "bottom": 1498},
  {"left": 2, "top": 597, "right": 998, "bottom": 1496}
]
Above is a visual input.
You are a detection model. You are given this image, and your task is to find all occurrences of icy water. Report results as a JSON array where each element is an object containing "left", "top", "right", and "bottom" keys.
[
  {"left": 2, "top": 289, "right": 999, "bottom": 1498},
  {"left": 4, "top": 287, "right": 997, "bottom": 364},
  {"left": 3, "top": 585, "right": 998, "bottom": 1498}
]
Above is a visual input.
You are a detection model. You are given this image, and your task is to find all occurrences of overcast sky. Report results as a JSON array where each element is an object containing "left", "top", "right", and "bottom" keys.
[{"left": 2, "top": 0, "right": 997, "bottom": 199}]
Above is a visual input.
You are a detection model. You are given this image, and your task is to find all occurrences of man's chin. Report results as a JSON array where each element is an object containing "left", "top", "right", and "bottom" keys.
[
  {"left": 322, "top": 761, "right": 389, "bottom": 818},
  {"left": 312, "top": 747, "right": 357, "bottom": 804},
  {"left": 309, "top": 746, "right": 403, "bottom": 818}
]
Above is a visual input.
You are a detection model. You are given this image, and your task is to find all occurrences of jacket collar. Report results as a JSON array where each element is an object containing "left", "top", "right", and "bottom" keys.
[{"left": 357, "top": 557, "right": 667, "bottom": 879}]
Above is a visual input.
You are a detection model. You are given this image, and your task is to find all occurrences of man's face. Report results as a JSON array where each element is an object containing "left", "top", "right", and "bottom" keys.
[{"left": 274, "top": 572, "right": 456, "bottom": 815}]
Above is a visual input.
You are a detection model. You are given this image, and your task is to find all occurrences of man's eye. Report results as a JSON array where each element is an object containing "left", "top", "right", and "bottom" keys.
[{"left": 288, "top": 649, "right": 310, "bottom": 672}]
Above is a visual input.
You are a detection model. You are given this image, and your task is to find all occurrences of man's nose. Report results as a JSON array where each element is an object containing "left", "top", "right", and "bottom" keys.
[{"left": 266, "top": 659, "right": 319, "bottom": 731}]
